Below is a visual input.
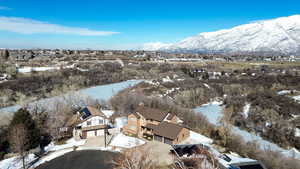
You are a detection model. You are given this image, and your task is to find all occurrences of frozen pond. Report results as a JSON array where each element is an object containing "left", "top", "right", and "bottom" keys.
[
  {"left": 194, "top": 101, "right": 300, "bottom": 160},
  {"left": 0, "top": 80, "right": 143, "bottom": 115}
]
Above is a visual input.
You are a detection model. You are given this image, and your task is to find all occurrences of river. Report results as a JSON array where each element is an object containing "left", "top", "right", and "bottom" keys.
[
  {"left": 194, "top": 101, "right": 300, "bottom": 160},
  {"left": 0, "top": 80, "right": 143, "bottom": 116}
]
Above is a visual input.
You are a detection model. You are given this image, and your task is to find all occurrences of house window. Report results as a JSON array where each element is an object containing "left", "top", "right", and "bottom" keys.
[
  {"left": 99, "top": 119, "right": 104, "bottom": 124},
  {"left": 87, "top": 121, "right": 91, "bottom": 126}
]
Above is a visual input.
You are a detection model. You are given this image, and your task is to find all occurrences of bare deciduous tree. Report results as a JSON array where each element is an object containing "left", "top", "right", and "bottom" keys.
[
  {"left": 173, "top": 148, "right": 220, "bottom": 169},
  {"left": 9, "top": 124, "right": 29, "bottom": 169},
  {"left": 114, "top": 146, "right": 157, "bottom": 169}
]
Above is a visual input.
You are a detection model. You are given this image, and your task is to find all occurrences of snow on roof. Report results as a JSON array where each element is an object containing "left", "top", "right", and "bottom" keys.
[
  {"left": 181, "top": 131, "right": 213, "bottom": 145},
  {"left": 109, "top": 133, "right": 145, "bottom": 149},
  {"left": 101, "top": 110, "right": 114, "bottom": 118},
  {"left": 218, "top": 153, "right": 256, "bottom": 168}
]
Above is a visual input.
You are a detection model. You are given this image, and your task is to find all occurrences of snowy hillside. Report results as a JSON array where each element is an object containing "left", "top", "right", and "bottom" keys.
[{"left": 144, "top": 15, "right": 300, "bottom": 54}]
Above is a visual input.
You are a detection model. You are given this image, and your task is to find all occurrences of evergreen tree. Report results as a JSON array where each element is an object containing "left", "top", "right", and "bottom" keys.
[{"left": 9, "top": 108, "right": 41, "bottom": 149}]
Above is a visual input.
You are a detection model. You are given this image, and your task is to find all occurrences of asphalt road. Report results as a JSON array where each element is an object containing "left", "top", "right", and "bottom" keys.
[{"left": 36, "top": 150, "right": 119, "bottom": 169}]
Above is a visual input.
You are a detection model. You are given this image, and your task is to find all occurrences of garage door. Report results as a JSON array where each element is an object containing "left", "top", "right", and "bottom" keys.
[
  {"left": 154, "top": 135, "right": 162, "bottom": 142},
  {"left": 87, "top": 131, "right": 96, "bottom": 137},
  {"left": 96, "top": 130, "right": 104, "bottom": 136}
]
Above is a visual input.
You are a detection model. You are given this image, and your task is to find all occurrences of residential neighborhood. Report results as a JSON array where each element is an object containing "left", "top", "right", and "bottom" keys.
[
  {"left": 36, "top": 104, "right": 266, "bottom": 169},
  {"left": 1, "top": 1, "right": 300, "bottom": 168}
]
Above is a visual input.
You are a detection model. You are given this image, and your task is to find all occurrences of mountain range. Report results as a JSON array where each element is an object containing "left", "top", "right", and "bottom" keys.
[{"left": 143, "top": 15, "right": 300, "bottom": 55}]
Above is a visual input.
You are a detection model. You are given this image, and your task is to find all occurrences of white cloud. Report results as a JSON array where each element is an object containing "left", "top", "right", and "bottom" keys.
[
  {"left": 0, "top": 6, "right": 12, "bottom": 10},
  {"left": 0, "top": 16, "right": 119, "bottom": 36}
]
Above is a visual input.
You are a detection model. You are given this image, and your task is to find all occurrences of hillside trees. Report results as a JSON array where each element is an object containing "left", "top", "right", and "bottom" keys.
[
  {"left": 9, "top": 108, "right": 41, "bottom": 149},
  {"left": 9, "top": 124, "right": 29, "bottom": 169}
]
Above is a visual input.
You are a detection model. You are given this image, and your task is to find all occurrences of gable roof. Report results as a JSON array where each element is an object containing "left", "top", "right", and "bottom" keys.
[
  {"left": 135, "top": 106, "right": 169, "bottom": 122},
  {"left": 154, "top": 122, "right": 185, "bottom": 140},
  {"left": 166, "top": 113, "right": 176, "bottom": 120},
  {"left": 79, "top": 106, "right": 107, "bottom": 119}
]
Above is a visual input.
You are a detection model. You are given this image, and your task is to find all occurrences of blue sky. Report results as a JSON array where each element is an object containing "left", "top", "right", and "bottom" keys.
[{"left": 0, "top": 0, "right": 299, "bottom": 49}]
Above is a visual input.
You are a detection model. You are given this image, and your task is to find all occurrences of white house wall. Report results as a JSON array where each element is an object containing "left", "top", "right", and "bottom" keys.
[{"left": 81, "top": 116, "right": 108, "bottom": 127}]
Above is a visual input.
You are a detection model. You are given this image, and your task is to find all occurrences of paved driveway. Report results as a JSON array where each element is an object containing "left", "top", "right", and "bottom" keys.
[
  {"left": 143, "top": 141, "right": 174, "bottom": 166},
  {"left": 36, "top": 150, "right": 119, "bottom": 169},
  {"left": 84, "top": 136, "right": 105, "bottom": 147}
]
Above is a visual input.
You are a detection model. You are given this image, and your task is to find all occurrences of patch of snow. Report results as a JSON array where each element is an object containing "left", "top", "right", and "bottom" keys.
[
  {"left": 18, "top": 66, "right": 60, "bottom": 73},
  {"left": 115, "top": 117, "right": 128, "bottom": 129},
  {"left": 292, "top": 95, "right": 300, "bottom": 102},
  {"left": 277, "top": 90, "right": 291, "bottom": 95},
  {"left": 44, "top": 138, "right": 86, "bottom": 152},
  {"left": 203, "top": 83, "right": 210, "bottom": 89},
  {"left": 109, "top": 133, "right": 145, "bottom": 148},
  {"left": 144, "top": 80, "right": 160, "bottom": 86},
  {"left": 162, "top": 76, "right": 173, "bottom": 83},
  {"left": 295, "top": 128, "right": 300, "bottom": 137},
  {"left": 0, "top": 154, "right": 36, "bottom": 169},
  {"left": 283, "top": 148, "right": 300, "bottom": 159},
  {"left": 176, "top": 78, "right": 185, "bottom": 81},
  {"left": 76, "top": 68, "right": 89, "bottom": 72},
  {"left": 182, "top": 131, "right": 213, "bottom": 145},
  {"left": 242, "top": 103, "right": 251, "bottom": 118},
  {"left": 164, "top": 87, "right": 180, "bottom": 96}
]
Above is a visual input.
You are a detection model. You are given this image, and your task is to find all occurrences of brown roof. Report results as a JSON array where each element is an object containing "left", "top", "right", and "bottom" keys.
[
  {"left": 135, "top": 106, "right": 168, "bottom": 122},
  {"left": 86, "top": 106, "right": 106, "bottom": 117},
  {"left": 144, "top": 123, "right": 158, "bottom": 130},
  {"left": 153, "top": 122, "right": 185, "bottom": 140}
]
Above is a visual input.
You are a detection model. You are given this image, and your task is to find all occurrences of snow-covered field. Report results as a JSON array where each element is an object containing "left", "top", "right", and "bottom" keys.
[{"left": 110, "top": 133, "right": 145, "bottom": 149}]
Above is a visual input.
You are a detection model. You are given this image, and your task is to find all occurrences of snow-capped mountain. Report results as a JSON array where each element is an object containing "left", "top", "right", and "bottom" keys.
[
  {"left": 144, "top": 15, "right": 300, "bottom": 54},
  {"left": 142, "top": 42, "right": 173, "bottom": 51}
]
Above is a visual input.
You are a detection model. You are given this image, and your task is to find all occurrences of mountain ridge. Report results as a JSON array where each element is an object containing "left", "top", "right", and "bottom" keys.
[{"left": 143, "top": 15, "right": 300, "bottom": 55}]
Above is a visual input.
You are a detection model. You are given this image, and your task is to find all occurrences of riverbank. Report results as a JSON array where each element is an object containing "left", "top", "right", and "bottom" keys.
[{"left": 194, "top": 100, "right": 300, "bottom": 160}]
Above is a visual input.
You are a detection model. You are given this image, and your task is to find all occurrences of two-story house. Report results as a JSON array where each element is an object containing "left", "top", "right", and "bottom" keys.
[
  {"left": 123, "top": 106, "right": 190, "bottom": 145},
  {"left": 72, "top": 106, "right": 110, "bottom": 140}
]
